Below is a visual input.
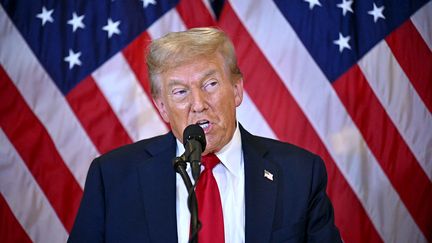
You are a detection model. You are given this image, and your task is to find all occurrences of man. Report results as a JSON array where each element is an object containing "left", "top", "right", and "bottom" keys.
[{"left": 69, "top": 27, "right": 342, "bottom": 242}]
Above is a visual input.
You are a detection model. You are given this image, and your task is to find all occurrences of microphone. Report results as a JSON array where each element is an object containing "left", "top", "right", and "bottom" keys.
[{"left": 183, "top": 124, "right": 206, "bottom": 181}]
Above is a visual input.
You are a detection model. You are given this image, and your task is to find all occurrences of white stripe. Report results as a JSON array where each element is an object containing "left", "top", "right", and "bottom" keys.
[
  {"left": 0, "top": 129, "right": 68, "bottom": 243},
  {"left": 92, "top": 53, "right": 168, "bottom": 142},
  {"left": 0, "top": 5, "right": 98, "bottom": 188},
  {"left": 229, "top": 1, "right": 427, "bottom": 242},
  {"left": 411, "top": 1, "right": 432, "bottom": 52},
  {"left": 202, "top": 0, "right": 217, "bottom": 19},
  {"left": 237, "top": 92, "right": 277, "bottom": 139},
  {"left": 358, "top": 41, "right": 432, "bottom": 180},
  {"left": 147, "top": 8, "right": 186, "bottom": 39}
]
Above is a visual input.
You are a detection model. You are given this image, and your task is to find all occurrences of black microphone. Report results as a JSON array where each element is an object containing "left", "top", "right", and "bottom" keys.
[{"left": 183, "top": 124, "right": 206, "bottom": 181}]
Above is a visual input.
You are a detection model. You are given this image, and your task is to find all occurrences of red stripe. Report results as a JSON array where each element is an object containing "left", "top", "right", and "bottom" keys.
[
  {"left": 66, "top": 76, "right": 133, "bottom": 154},
  {"left": 176, "top": 0, "right": 215, "bottom": 27},
  {"left": 333, "top": 65, "right": 432, "bottom": 242},
  {"left": 122, "top": 32, "right": 169, "bottom": 129},
  {"left": 386, "top": 20, "right": 432, "bottom": 112},
  {"left": 0, "top": 67, "right": 82, "bottom": 232},
  {"left": 219, "top": 4, "right": 383, "bottom": 243},
  {"left": 123, "top": 32, "right": 153, "bottom": 98},
  {"left": 0, "top": 194, "right": 32, "bottom": 243}
]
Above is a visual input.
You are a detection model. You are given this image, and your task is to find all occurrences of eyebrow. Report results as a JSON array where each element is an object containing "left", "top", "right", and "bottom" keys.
[
  {"left": 167, "top": 69, "right": 218, "bottom": 87},
  {"left": 200, "top": 69, "right": 217, "bottom": 80}
]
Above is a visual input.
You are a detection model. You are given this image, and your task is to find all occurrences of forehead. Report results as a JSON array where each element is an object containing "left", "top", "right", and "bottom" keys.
[{"left": 161, "top": 55, "right": 228, "bottom": 85}]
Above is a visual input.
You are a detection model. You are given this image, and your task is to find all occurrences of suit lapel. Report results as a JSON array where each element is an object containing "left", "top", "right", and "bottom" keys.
[
  {"left": 137, "top": 133, "right": 178, "bottom": 243},
  {"left": 241, "top": 126, "right": 279, "bottom": 243}
]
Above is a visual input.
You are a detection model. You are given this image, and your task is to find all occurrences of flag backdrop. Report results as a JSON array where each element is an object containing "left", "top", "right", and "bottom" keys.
[{"left": 0, "top": 0, "right": 431, "bottom": 242}]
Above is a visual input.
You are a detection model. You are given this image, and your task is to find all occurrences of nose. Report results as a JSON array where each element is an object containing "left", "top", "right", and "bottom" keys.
[{"left": 190, "top": 88, "right": 207, "bottom": 113}]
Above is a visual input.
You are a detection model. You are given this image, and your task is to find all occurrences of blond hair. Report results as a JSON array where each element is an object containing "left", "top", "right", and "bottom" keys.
[{"left": 146, "top": 27, "right": 242, "bottom": 97}]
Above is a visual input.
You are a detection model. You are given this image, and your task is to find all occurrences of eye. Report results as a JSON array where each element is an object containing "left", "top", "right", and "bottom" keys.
[
  {"left": 170, "top": 88, "right": 188, "bottom": 101},
  {"left": 203, "top": 79, "right": 219, "bottom": 92},
  {"left": 173, "top": 89, "right": 187, "bottom": 95}
]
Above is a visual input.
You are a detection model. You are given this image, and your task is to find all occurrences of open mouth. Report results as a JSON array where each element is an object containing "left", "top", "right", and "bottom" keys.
[{"left": 196, "top": 120, "right": 210, "bottom": 130}]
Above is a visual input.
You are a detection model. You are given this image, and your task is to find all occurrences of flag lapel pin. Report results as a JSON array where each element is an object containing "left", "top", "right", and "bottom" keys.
[{"left": 264, "top": 169, "right": 273, "bottom": 181}]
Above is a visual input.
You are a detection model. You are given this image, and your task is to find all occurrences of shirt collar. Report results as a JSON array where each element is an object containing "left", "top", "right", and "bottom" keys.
[{"left": 176, "top": 122, "right": 243, "bottom": 177}]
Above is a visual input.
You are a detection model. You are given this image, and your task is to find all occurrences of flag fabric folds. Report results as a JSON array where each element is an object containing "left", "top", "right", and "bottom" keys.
[{"left": 1, "top": 0, "right": 431, "bottom": 242}]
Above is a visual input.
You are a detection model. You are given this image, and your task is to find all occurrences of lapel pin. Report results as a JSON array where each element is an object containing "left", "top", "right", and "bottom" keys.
[{"left": 264, "top": 169, "right": 273, "bottom": 181}]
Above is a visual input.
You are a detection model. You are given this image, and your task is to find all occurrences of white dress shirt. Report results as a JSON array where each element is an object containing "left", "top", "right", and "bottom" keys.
[{"left": 176, "top": 124, "right": 245, "bottom": 243}]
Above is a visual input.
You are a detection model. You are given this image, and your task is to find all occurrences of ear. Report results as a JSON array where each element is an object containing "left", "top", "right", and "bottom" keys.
[
  {"left": 153, "top": 96, "right": 170, "bottom": 123},
  {"left": 233, "top": 78, "right": 244, "bottom": 107}
]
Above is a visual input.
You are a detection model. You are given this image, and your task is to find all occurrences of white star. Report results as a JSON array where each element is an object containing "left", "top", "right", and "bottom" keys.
[
  {"left": 64, "top": 49, "right": 82, "bottom": 69},
  {"left": 67, "top": 12, "right": 85, "bottom": 32},
  {"left": 337, "top": 0, "right": 354, "bottom": 16},
  {"left": 102, "top": 18, "right": 121, "bottom": 38},
  {"left": 368, "top": 3, "right": 385, "bottom": 23},
  {"left": 333, "top": 33, "right": 351, "bottom": 53},
  {"left": 141, "top": 0, "right": 156, "bottom": 8},
  {"left": 304, "top": 0, "right": 322, "bottom": 10},
  {"left": 36, "top": 6, "right": 54, "bottom": 26}
]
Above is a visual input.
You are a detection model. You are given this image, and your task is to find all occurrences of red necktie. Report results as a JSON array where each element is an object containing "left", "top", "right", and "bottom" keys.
[{"left": 195, "top": 153, "right": 225, "bottom": 243}]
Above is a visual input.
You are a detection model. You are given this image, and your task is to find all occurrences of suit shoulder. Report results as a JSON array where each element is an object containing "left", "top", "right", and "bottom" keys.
[
  {"left": 96, "top": 132, "right": 175, "bottom": 166},
  {"left": 243, "top": 132, "right": 326, "bottom": 178},
  {"left": 249, "top": 134, "right": 319, "bottom": 161}
]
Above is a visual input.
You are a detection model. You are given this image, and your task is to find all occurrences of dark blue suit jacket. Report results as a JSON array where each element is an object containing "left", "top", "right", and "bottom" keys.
[{"left": 69, "top": 126, "right": 341, "bottom": 242}]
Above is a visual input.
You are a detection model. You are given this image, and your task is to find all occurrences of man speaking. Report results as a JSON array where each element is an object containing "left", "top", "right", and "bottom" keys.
[{"left": 69, "top": 27, "right": 342, "bottom": 243}]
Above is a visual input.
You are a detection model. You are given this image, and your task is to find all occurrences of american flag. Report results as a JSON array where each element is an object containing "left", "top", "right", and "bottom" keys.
[{"left": 0, "top": 0, "right": 431, "bottom": 242}]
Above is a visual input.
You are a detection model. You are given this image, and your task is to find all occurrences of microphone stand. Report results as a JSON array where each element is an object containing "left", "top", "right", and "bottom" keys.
[{"left": 173, "top": 156, "right": 200, "bottom": 243}]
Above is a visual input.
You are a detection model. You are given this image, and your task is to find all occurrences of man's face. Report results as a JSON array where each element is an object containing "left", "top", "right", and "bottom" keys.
[{"left": 154, "top": 54, "right": 243, "bottom": 154}]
